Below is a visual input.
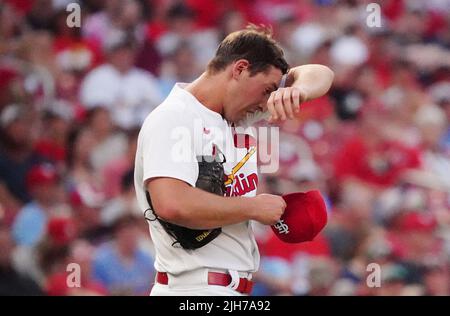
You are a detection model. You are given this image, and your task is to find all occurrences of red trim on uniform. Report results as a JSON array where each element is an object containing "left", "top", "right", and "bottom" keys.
[
  {"left": 156, "top": 271, "right": 169, "bottom": 285},
  {"left": 156, "top": 271, "right": 253, "bottom": 294},
  {"left": 233, "top": 134, "right": 256, "bottom": 149}
]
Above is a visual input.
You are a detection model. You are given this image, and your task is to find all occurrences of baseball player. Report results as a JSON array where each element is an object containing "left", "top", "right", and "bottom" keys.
[{"left": 134, "top": 25, "right": 334, "bottom": 296}]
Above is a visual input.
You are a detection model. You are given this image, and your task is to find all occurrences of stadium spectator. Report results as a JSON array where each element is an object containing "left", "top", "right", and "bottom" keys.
[
  {"left": 91, "top": 214, "right": 154, "bottom": 295},
  {"left": 0, "top": 223, "right": 44, "bottom": 296},
  {"left": 80, "top": 32, "right": 163, "bottom": 130},
  {"left": 12, "top": 163, "right": 62, "bottom": 247}
]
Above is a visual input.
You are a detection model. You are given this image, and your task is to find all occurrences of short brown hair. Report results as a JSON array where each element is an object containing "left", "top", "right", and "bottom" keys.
[{"left": 207, "top": 24, "right": 289, "bottom": 76}]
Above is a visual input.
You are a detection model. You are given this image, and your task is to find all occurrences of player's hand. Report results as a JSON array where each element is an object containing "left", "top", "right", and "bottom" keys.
[
  {"left": 267, "top": 87, "right": 308, "bottom": 123},
  {"left": 250, "top": 194, "right": 286, "bottom": 225}
]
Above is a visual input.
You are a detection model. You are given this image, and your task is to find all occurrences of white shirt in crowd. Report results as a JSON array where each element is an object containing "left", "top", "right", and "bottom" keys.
[{"left": 80, "top": 64, "right": 164, "bottom": 130}]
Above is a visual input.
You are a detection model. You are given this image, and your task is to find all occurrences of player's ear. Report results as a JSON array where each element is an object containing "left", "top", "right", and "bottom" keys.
[{"left": 231, "top": 59, "right": 250, "bottom": 80}]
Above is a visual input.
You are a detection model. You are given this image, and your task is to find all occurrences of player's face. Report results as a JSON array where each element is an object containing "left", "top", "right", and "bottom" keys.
[{"left": 226, "top": 66, "right": 283, "bottom": 123}]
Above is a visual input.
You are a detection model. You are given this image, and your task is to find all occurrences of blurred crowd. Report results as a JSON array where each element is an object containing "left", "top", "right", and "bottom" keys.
[{"left": 0, "top": 0, "right": 449, "bottom": 296}]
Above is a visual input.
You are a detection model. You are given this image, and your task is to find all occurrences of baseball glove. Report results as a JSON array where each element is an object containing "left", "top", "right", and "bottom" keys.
[{"left": 145, "top": 155, "right": 225, "bottom": 250}]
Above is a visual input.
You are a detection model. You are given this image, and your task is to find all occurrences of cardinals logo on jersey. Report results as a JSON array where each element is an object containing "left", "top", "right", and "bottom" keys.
[{"left": 224, "top": 132, "right": 258, "bottom": 197}]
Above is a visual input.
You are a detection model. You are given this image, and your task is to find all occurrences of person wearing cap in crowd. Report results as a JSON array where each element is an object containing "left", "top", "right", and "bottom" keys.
[
  {"left": 11, "top": 163, "right": 61, "bottom": 247},
  {"left": 0, "top": 104, "right": 45, "bottom": 210},
  {"left": 10, "top": 163, "right": 66, "bottom": 287},
  {"left": 7, "top": 162, "right": 66, "bottom": 287},
  {"left": 39, "top": 218, "right": 108, "bottom": 296},
  {"left": 45, "top": 238, "right": 108, "bottom": 296},
  {"left": 35, "top": 216, "right": 78, "bottom": 287},
  {"left": 33, "top": 105, "right": 73, "bottom": 170}
]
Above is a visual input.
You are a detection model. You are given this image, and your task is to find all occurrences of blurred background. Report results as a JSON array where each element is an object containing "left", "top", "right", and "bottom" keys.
[{"left": 0, "top": 0, "right": 449, "bottom": 296}]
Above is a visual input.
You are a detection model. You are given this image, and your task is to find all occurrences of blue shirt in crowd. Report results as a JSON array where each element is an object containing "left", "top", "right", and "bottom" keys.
[
  {"left": 92, "top": 242, "right": 154, "bottom": 295},
  {"left": 12, "top": 202, "right": 47, "bottom": 247}
]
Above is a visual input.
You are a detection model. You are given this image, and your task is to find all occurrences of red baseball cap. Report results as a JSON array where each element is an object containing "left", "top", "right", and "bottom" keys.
[
  {"left": 399, "top": 212, "right": 437, "bottom": 233},
  {"left": 47, "top": 216, "right": 77, "bottom": 246},
  {"left": 271, "top": 190, "right": 328, "bottom": 243},
  {"left": 26, "top": 164, "right": 59, "bottom": 189}
]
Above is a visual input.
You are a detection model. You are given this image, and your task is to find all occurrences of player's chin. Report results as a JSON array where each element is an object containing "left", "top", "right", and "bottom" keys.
[{"left": 227, "top": 111, "right": 245, "bottom": 123}]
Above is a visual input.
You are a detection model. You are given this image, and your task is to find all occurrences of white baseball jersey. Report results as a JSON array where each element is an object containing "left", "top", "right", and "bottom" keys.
[{"left": 134, "top": 83, "right": 263, "bottom": 275}]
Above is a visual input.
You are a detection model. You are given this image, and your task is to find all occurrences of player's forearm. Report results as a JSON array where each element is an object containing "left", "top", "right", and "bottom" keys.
[
  {"left": 286, "top": 64, "right": 334, "bottom": 101},
  {"left": 148, "top": 179, "right": 256, "bottom": 229},
  {"left": 179, "top": 190, "right": 258, "bottom": 229},
  {"left": 170, "top": 186, "right": 256, "bottom": 229}
]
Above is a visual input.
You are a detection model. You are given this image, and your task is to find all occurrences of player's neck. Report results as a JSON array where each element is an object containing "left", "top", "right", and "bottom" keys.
[{"left": 185, "top": 72, "right": 225, "bottom": 116}]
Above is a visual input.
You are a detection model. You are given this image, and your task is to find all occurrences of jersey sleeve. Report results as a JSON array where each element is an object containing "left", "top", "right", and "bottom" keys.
[{"left": 140, "top": 109, "right": 199, "bottom": 187}]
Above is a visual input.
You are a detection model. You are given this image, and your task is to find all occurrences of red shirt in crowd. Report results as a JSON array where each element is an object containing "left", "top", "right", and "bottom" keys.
[
  {"left": 258, "top": 233, "right": 330, "bottom": 262},
  {"left": 333, "top": 136, "right": 422, "bottom": 187},
  {"left": 46, "top": 272, "right": 107, "bottom": 296}
]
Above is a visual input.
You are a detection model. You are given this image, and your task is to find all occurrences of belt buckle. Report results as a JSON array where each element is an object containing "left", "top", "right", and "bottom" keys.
[
  {"left": 228, "top": 270, "right": 253, "bottom": 294},
  {"left": 227, "top": 270, "right": 240, "bottom": 291}
]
